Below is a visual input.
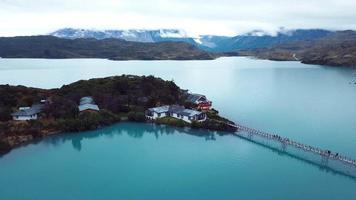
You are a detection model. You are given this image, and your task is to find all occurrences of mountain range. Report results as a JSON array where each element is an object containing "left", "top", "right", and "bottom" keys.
[
  {"left": 0, "top": 28, "right": 355, "bottom": 67},
  {"left": 51, "top": 28, "right": 198, "bottom": 45},
  {"left": 50, "top": 28, "right": 333, "bottom": 52}
]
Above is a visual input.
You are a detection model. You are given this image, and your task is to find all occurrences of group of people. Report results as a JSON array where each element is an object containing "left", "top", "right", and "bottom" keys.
[
  {"left": 244, "top": 128, "right": 356, "bottom": 166},
  {"left": 273, "top": 134, "right": 356, "bottom": 165},
  {"left": 321, "top": 150, "right": 356, "bottom": 166}
]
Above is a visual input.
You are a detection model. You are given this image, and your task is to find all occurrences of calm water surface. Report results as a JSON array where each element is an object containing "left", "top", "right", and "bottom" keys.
[{"left": 0, "top": 57, "right": 356, "bottom": 199}]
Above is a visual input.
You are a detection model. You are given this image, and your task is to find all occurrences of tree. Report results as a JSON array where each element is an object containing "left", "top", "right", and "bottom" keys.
[{"left": 0, "top": 107, "right": 12, "bottom": 122}]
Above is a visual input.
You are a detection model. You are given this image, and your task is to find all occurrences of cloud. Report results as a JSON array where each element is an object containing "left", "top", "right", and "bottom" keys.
[{"left": 0, "top": 0, "right": 356, "bottom": 36}]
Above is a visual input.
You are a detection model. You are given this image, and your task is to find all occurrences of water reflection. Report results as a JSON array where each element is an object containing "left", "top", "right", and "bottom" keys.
[
  {"left": 42, "top": 122, "right": 217, "bottom": 152},
  {"left": 235, "top": 135, "right": 356, "bottom": 182},
  {"left": 2, "top": 121, "right": 355, "bottom": 183}
]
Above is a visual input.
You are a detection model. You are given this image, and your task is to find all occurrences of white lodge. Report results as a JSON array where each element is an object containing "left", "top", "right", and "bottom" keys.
[
  {"left": 145, "top": 105, "right": 206, "bottom": 123},
  {"left": 11, "top": 104, "right": 44, "bottom": 121}
]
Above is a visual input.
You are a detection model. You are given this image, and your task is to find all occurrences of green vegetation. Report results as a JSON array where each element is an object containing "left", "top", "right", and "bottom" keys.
[
  {"left": 205, "top": 109, "right": 234, "bottom": 124},
  {"left": 191, "top": 119, "right": 237, "bottom": 133},
  {"left": 56, "top": 110, "right": 120, "bottom": 132},
  {"left": 0, "top": 139, "right": 11, "bottom": 153},
  {"left": 155, "top": 117, "right": 189, "bottom": 127},
  {"left": 127, "top": 111, "right": 146, "bottom": 122}
]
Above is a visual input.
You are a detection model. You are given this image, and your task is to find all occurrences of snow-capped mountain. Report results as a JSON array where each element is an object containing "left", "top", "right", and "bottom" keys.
[
  {"left": 50, "top": 28, "right": 333, "bottom": 52},
  {"left": 50, "top": 28, "right": 194, "bottom": 43}
]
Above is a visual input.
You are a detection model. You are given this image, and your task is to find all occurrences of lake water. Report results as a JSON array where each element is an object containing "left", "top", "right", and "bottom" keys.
[{"left": 1, "top": 57, "right": 356, "bottom": 199}]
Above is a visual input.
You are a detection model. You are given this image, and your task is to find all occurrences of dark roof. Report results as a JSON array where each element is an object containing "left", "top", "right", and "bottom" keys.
[
  {"left": 79, "top": 96, "right": 100, "bottom": 111},
  {"left": 148, "top": 105, "right": 170, "bottom": 113},
  {"left": 80, "top": 96, "right": 95, "bottom": 105},
  {"left": 11, "top": 104, "right": 44, "bottom": 117},
  {"left": 168, "top": 105, "right": 185, "bottom": 113},
  {"left": 79, "top": 104, "right": 100, "bottom": 112},
  {"left": 187, "top": 93, "right": 205, "bottom": 103},
  {"left": 176, "top": 109, "right": 202, "bottom": 117}
]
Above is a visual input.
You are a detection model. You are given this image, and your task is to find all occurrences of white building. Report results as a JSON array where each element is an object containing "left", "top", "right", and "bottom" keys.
[
  {"left": 11, "top": 104, "right": 44, "bottom": 121},
  {"left": 145, "top": 105, "right": 206, "bottom": 123},
  {"left": 78, "top": 96, "right": 100, "bottom": 112}
]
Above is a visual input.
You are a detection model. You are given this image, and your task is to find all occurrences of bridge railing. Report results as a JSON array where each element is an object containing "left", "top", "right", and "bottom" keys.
[{"left": 229, "top": 123, "right": 356, "bottom": 168}]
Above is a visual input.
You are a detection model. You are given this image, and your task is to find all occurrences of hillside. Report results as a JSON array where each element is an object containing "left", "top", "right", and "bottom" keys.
[
  {"left": 200, "top": 29, "right": 331, "bottom": 52},
  {"left": 238, "top": 31, "right": 356, "bottom": 67},
  {"left": 0, "top": 36, "right": 216, "bottom": 60}
]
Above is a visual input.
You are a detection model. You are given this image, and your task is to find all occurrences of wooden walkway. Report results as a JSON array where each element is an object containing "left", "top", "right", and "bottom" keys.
[{"left": 229, "top": 123, "right": 356, "bottom": 168}]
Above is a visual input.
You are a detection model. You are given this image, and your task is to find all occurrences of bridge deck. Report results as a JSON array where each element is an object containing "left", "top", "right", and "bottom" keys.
[{"left": 230, "top": 123, "right": 356, "bottom": 168}]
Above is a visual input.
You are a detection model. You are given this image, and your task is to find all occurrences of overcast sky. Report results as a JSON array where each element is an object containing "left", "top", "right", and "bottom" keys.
[{"left": 1, "top": 0, "right": 356, "bottom": 36}]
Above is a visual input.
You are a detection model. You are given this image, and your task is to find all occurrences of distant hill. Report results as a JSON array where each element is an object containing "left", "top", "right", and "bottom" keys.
[
  {"left": 0, "top": 36, "right": 215, "bottom": 60},
  {"left": 238, "top": 31, "right": 356, "bottom": 67},
  {"left": 199, "top": 29, "right": 332, "bottom": 52},
  {"left": 301, "top": 31, "right": 356, "bottom": 67}
]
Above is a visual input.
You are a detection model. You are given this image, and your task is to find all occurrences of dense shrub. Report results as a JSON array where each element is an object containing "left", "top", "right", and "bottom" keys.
[
  {"left": 77, "top": 111, "right": 103, "bottom": 131},
  {"left": 55, "top": 110, "right": 120, "bottom": 132},
  {"left": 0, "top": 140, "right": 11, "bottom": 153},
  {"left": 98, "top": 110, "right": 120, "bottom": 125},
  {"left": 44, "top": 95, "right": 78, "bottom": 119},
  {"left": 192, "top": 119, "right": 237, "bottom": 133},
  {"left": 206, "top": 109, "right": 234, "bottom": 124},
  {"left": 128, "top": 111, "right": 146, "bottom": 122},
  {"left": 0, "top": 107, "right": 12, "bottom": 122},
  {"left": 56, "top": 118, "right": 82, "bottom": 132},
  {"left": 156, "top": 117, "right": 188, "bottom": 127}
]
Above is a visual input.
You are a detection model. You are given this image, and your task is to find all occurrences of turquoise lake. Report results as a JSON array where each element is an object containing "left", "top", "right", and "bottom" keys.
[{"left": 1, "top": 57, "right": 356, "bottom": 199}]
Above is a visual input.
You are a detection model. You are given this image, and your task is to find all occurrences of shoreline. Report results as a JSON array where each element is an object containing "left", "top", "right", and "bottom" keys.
[{"left": 1, "top": 55, "right": 355, "bottom": 69}]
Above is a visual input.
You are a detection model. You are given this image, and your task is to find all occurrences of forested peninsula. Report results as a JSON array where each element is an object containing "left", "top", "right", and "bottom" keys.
[{"left": 0, "top": 75, "right": 236, "bottom": 154}]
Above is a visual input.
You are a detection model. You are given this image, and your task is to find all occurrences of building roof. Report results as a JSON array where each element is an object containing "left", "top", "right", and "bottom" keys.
[
  {"left": 187, "top": 93, "right": 206, "bottom": 103},
  {"left": 78, "top": 96, "right": 100, "bottom": 112},
  {"left": 148, "top": 105, "right": 202, "bottom": 117},
  {"left": 178, "top": 109, "right": 202, "bottom": 117},
  {"left": 11, "top": 104, "right": 44, "bottom": 117},
  {"left": 148, "top": 105, "right": 170, "bottom": 113},
  {"left": 80, "top": 96, "right": 95, "bottom": 105},
  {"left": 78, "top": 104, "right": 100, "bottom": 112}
]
